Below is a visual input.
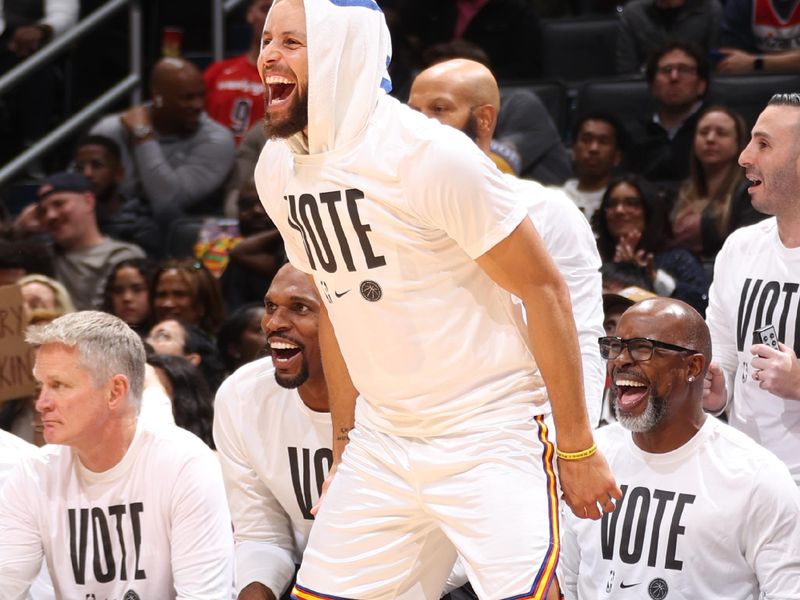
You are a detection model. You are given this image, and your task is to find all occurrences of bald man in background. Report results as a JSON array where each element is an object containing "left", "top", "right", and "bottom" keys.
[
  {"left": 409, "top": 59, "right": 606, "bottom": 428},
  {"left": 91, "top": 57, "right": 236, "bottom": 227}
]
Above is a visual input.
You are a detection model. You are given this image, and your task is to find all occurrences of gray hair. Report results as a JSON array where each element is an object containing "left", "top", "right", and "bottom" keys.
[
  {"left": 26, "top": 311, "right": 145, "bottom": 410},
  {"left": 768, "top": 93, "right": 800, "bottom": 107}
]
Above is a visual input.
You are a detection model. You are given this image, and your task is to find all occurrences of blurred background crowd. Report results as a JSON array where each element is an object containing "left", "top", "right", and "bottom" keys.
[{"left": 0, "top": 0, "right": 798, "bottom": 443}]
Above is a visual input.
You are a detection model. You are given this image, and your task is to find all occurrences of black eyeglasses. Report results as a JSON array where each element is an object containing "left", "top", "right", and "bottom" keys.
[{"left": 598, "top": 336, "right": 698, "bottom": 361}]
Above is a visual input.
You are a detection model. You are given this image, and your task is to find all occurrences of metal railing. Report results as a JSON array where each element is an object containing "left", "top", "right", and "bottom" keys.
[
  {"left": 0, "top": 0, "right": 143, "bottom": 187},
  {"left": 0, "top": 0, "right": 251, "bottom": 187}
]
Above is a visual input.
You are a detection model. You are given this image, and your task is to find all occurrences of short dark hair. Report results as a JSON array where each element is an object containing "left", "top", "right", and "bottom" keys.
[
  {"left": 645, "top": 39, "right": 710, "bottom": 86},
  {"left": 0, "top": 239, "right": 54, "bottom": 275},
  {"left": 768, "top": 93, "right": 800, "bottom": 107},
  {"left": 571, "top": 112, "right": 626, "bottom": 151},
  {"left": 74, "top": 134, "right": 122, "bottom": 164},
  {"left": 601, "top": 262, "right": 654, "bottom": 292}
]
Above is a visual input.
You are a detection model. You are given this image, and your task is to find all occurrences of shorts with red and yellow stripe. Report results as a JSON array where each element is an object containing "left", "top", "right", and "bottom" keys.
[{"left": 291, "top": 415, "right": 560, "bottom": 600}]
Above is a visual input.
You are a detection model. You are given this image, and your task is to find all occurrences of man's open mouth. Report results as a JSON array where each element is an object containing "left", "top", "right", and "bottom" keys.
[
  {"left": 613, "top": 374, "right": 650, "bottom": 411},
  {"left": 746, "top": 174, "right": 762, "bottom": 190},
  {"left": 265, "top": 75, "right": 296, "bottom": 107},
  {"left": 269, "top": 339, "right": 302, "bottom": 364}
]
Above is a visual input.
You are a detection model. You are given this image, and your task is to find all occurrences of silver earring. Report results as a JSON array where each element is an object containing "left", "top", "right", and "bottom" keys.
[{"left": 688, "top": 376, "right": 695, "bottom": 382}]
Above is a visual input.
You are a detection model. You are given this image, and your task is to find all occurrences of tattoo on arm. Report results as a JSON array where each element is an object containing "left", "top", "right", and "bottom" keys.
[{"left": 336, "top": 427, "right": 352, "bottom": 442}]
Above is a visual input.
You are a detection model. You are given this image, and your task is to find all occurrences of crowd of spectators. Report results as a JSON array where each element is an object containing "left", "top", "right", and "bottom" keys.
[
  {"left": 0, "top": 0, "right": 791, "bottom": 423},
  {"left": 0, "top": 0, "right": 798, "bottom": 597},
  {"left": 0, "top": 0, "right": 790, "bottom": 438}
]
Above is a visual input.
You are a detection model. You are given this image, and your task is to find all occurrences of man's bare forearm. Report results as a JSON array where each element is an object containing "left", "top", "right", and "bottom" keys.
[
  {"left": 521, "top": 278, "right": 593, "bottom": 451},
  {"left": 316, "top": 293, "right": 358, "bottom": 462},
  {"left": 475, "top": 218, "right": 592, "bottom": 450}
]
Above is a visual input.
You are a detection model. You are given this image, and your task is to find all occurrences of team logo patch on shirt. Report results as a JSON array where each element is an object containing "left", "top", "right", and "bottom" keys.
[
  {"left": 604, "top": 569, "right": 615, "bottom": 592},
  {"left": 648, "top": 578, "right": 668, "bottom": 599},
  {"left": 360, "top": 280, "right": 382, "bottom": 302}
]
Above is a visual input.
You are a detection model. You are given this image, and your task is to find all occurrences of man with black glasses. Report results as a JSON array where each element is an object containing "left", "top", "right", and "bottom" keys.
[
  {"left": 626, "top": 40, "right": 710, "bottom": 182},
  {"left": 555, "top": 297, "right": 800, "bottom": 599}
]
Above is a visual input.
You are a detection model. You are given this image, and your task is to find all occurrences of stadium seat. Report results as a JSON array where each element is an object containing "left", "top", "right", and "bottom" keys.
[
  {"left": 500, "top": 80, "right": 569, "bottom": 135},
  {"left": 573, "top": 77, "right": 652, "bottom": 130},
  {"left": 540, "top": 17, "right": 619, "bottom": 82},
  {"left": 708, "top": 73, "right": 800, "bottom": 129},
  {"left": 573, "top": 73, "right": 800, "bottom": 138}
]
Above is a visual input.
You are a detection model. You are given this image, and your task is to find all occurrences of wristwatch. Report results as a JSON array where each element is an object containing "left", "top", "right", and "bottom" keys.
[
  {"left": 753, "top": 56, "right": 764, "bottom": 71},
  {"left": 131, "top": 124, "right": 153, "bottom": 140}
]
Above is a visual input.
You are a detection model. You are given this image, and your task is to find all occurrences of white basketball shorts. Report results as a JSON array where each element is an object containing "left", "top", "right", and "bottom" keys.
[{"left": 291, "top": 415, "right": 560, "bottom": 600}]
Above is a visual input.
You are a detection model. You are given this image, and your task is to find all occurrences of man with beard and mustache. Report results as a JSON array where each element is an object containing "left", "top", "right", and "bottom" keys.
[
  {"left": 409, "top": 53, "right": 570, "bottom": 184},
  {"left": 409, "top": 58, "right": 606, "bottom": 430},
  {"left": 254, "top": 1, "right": 619, "bottom": 599},
  {"left": 213, "top": 263, "right": 329, "bottom": 600},
  {"left": 407, "top": 58, "right": 513, "bottom": 174},
  {"left": 213, "top": 263, "right": 482, "bottom": 600},
  {"left": 556, "top": 297, "right": 800, "bottom": 599},
  {"left": 704, "top": 94, "right": 800, "bottom": 486}
]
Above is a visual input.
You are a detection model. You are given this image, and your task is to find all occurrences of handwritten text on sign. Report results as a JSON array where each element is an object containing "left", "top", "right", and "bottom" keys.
[{"left": 0, "top": 284, "right": 36, "bottom": 403}]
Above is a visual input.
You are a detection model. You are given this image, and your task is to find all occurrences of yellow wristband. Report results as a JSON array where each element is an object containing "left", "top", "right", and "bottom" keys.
[{"left": 556, "top": 443, "right": 597, "bottom": 461}]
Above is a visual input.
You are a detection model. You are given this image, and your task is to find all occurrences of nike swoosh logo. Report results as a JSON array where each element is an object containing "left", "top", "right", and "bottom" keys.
[
  {"left": 334, "top": 290, "right": 350, "bottom": 298},
  {"left": 620, "top": 582, "right": 640, "bottom": 589}
]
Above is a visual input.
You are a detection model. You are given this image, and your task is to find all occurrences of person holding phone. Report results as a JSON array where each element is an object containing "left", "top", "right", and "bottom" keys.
[{"left": 704, "top": 94, "right": 800, "bottom": 486}]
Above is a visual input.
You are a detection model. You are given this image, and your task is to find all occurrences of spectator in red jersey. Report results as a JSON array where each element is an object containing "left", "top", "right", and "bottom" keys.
[{"left": 203, "top": 0, "right": 271, "bottom": 145}]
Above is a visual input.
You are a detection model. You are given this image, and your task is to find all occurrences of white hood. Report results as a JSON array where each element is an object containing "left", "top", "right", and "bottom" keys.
[{"left": 270, "top": 0, "right": 393, "bottom": 155}]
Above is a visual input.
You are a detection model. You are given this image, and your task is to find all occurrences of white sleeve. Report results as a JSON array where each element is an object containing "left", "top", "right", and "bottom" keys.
[
  {"left": 254, "top": 142, "right": 313, "bottom": 275},
  {"left": 27, "top": 565, "right": 55, "bottom": 600},
  {"left": 213, "top": 384, "right": 297, "bottom": 596},
  {"left": 534, "top": 201, "right": 605, "bottom": 428},
  {"left": 557, "top": 505, "right": 580, "bottom": 599},
  {"left": 169, "top": 449, "right": 234, "bottom": 599},
  {"left": 744, "top": 460, "right": 800, "bottom": 598},
  {"left": 405, "top": 141, "right": 526, "bottom": 260},
  {"left": 706, "top": 238, "right": 739, "bottom": 406},
  {"left": 42, "top": 0, "right": 79, "bottom": 36},
  {"left": 138, "top": 387, "right": 175, "bottom": 427},
  {"left": 0, "top": 462, "right": 44, "bottom": 599}
]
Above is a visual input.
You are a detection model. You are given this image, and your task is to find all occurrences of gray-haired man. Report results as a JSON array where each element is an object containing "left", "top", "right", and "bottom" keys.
[{"left": 0, "top": 311, "right": 233, "bottom": 599}]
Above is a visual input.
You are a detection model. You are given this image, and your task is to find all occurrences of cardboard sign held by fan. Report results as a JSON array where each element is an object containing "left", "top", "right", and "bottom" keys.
[{"left": 0, "top": 284, "right": 36, "bottom": 404}]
